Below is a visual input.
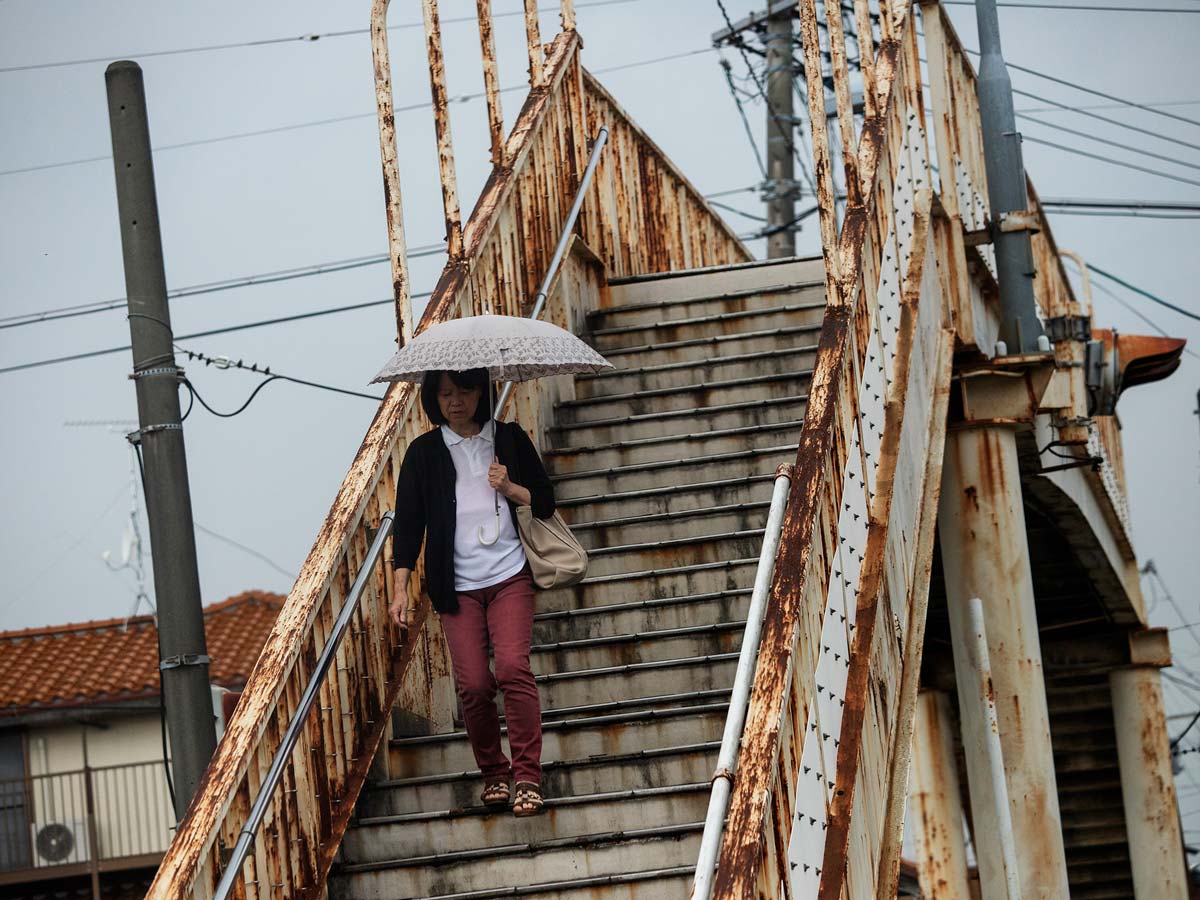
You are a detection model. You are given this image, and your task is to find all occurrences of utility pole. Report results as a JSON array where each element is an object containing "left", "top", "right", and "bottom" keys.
[
  {"left": 713, "top": 0, "right": 800, "bottom": 257},
  {"left": 974, "top": 0, "right": 1044, "bottom": 353},
  {"left": 764, "top": 11, "right": 796, "bottom": 258},
  {"left": 105, "top": 61, "right": 217, "bottom": 821}
]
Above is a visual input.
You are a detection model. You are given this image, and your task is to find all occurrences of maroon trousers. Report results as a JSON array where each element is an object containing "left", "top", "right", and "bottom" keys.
[{"left": 440, "top": 569, "right": 542, "bottom": 785}]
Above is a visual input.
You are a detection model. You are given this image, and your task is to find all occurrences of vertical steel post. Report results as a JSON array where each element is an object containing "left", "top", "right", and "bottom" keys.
[
  {"left": 1110, "top": 665, "right": 1189, "bottom": 899},
  {"left": 974, "top": 0, "right": 1043, "bottom": 354},
  {"left": 522, "top": 0, "right": 544, "bottom": 86},
  {"left": 104, "top": 61, "right": 217, "bottom": 822},
  {"left": 560, "top": 0, "right": 575, "bottom": 31},
  {"left": 910, "top": 691, "right": 972, "bottom": 900},
  {"left": 938, "top": 424, "right": 1070, "bottom": 900},
  {"left": 764, "top": 11, "right": 796, "bottom": 258},
  {"left": 422, "top": 0, "right": 464, "bottom": 261},
  {"left": 475, "top": 0, "right": 505, "bottom": 167},
  {"left": 371, "top": 0, "right": 414, "bottom": 346}
]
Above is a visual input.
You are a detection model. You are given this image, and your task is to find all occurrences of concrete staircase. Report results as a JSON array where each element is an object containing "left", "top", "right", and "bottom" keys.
[{"left": 329, "top": 257, "right": 827, "bottom": 899}]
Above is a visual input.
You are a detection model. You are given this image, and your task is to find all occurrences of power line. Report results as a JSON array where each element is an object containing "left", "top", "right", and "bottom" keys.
[
  {"left": 2, "top": 46, "right": 716, "bottom": 178},
  {"left": 0, "top": 291, "right": 432, "bottom": 376},
  {"left": 0, "top": 0, "right": 639, "bottom": 75},
  {"left": 718, "top": 56, "right": 768, "bottom": 179},
  {"left": 192, "top": 523, "right": 295, "bottom": 580},
  {"left": 179, "top": 348, "right": 384, "bottom": 403},
  {"left": 1017, "top": 98, "right": 1200, "bottom": 116},
  {"left": 1022, "top": 134, "right": 1200, "bottom": 190},
  {"left": 1090, "top": 266, "right": 1200, "bottom": 324},
  {"left": 0, "top": 243, "right": 446, "bottom": 329},
  {"left": 1017, "top": 109, "right": 1200, "bottom": 174},
  {"left": 945, "top": 1, "right": 1200, "bottom": 12}
]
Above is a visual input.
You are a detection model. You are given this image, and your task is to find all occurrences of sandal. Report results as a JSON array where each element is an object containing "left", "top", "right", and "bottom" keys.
[
  {"left": 512, "top": 781, "right": 545, "bottom": 817},
  {"left": 481, "top": 780, "right": 510, "bottom": 807}
]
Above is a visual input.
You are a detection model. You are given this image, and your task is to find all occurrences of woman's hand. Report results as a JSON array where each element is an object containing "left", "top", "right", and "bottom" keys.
[
  {"left": 390, "top": 569, "right": 411, "bottom": 634},
  {"left": 488, "top": 461, "right": 513, "bottom": 498},
  {"left": 489, "top": 462, "right": 531, "bottom": 506}
]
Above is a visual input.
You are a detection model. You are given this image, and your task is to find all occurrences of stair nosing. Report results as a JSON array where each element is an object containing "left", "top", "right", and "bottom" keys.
[
  {"left": 533, "top": 588, "right": 752, "bottom": 623},
  {"left": 568, "top": 500, "right": 772, "bottom": 533},
  {"left": 571, "top": 555, "right": 759, "bottom": 585},
  {"left": 551, "top": 444, "right": 796, "bottom": 483},
  {"left": 354, "top": 781, "right": 711, "bottom": 828},
  {"left": 556, "top": 368, "right": 814, "bottom": 408},
  {"left": 370, "top": 740, "right": 722, "bottom": 792},
  {"left": 336, "top": 821, "right": 705, "bottom": 874},
  {"left": 550, "top": 419, "right": 805, "bottom": 458},
  {"left": 591, "top": 279, "right": 822, "bottom": 317},
  {"left": 590, "top": 300, "right": 825, "bottom": 337},
  {"left": 576, "top": 344, "right": 819, "bottom": 381},
  {"left": 556, "top": 474, "right": 776, "bottom": 507},
  {"left": 533, "top": 619, "right": 746, "bottom": 654},
  {"left": 536, "top": 650, "right": 740, "bottom": 684},
  {"left": 598, "top": 322, "right": 823, "bottom": 358},
  {"left": 402, "top": 865, "right": 697, "bottom": 900},
  {"left": 390, "top": 696, "right": 732, "bottom": 749},
  {"left": 586, "top": 527, "right": 766, "bottom": 558},
  {"left": 606, "top": 253, "right": 820, "bottom": 285},
  {"left": 552, "top": 393, "right": 809, "bottom": 433}
]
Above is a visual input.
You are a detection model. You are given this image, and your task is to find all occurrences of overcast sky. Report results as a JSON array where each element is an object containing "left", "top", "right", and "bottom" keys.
[{"left": 2, "top": 0, "right": 1199, "bottom": 841}]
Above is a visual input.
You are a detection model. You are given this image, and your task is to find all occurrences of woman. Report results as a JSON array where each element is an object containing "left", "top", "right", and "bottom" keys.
[{"left": 389, "top": 368, "right": 554, "bottom": 817}]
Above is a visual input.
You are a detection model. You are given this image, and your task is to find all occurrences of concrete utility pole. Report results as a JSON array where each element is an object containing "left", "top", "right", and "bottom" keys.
[
  {"left": 712, "top": 1, "right": 800, "bottom": 257},
  {"left": 105, "top": 61, "right": 217, "bottom": 821},
  {"left": 974, "top": 0, "right": 1044, "bottom": 354},
  {"left": 763, "top": 11, "right": 796, "bottom": 258}
]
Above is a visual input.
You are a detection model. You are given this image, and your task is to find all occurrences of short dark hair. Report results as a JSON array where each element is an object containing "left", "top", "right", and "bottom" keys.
[{"left": 420, "top": 369, "right": 494, "bottom": 426}]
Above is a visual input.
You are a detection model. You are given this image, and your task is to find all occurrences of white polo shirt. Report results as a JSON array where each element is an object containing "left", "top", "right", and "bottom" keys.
[{"left": 441, "top": 420, "right": 527, "bottom": 591}]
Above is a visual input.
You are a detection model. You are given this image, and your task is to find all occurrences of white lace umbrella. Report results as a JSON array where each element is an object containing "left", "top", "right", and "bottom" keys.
[
  {"left": 371, "top": 314, "right": 613, "bottom": 544},
  {"left": 370, "top": 314, "right": 611, "bottom": 384}
]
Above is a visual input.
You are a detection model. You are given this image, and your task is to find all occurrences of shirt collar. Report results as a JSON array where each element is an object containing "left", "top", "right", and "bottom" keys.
[{"left": 441, "top": 419, "right": 494, "bottom": 448}]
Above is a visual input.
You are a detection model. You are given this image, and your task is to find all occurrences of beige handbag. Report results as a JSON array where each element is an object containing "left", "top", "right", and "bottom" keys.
[{"left": 515, "top": 506, "right": 588, "bottom": 589}]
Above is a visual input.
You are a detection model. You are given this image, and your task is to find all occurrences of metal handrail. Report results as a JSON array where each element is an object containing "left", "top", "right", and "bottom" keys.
[
  {"left": 692, "top": 464, "right": 794, "bottom": 900},
  {"left": 495, "top": 124, "right": 609, "bottom": 412},
  {"left": 212, "top": 511, "right": 395, "bottom": 900}
]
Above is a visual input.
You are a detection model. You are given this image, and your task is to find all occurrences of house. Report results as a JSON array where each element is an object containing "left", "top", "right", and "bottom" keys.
[{"left": 0, "top": 591, "right": 282, "bottom": 899}]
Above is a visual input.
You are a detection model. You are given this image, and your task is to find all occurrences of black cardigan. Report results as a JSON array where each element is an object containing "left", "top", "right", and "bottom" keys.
[{"left": 392, "top": 420, "right": 556, "bottom": 613}]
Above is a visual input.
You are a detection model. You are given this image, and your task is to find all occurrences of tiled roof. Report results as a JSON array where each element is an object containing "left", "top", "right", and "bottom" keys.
[{"left": 0, "top": 591, "right": 284, "bottom": 717}]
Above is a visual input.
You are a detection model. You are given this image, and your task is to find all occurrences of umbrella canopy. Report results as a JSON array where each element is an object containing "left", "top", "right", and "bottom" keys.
[{"left": 371, "top": 314, "right": 612, "bottom": 385}]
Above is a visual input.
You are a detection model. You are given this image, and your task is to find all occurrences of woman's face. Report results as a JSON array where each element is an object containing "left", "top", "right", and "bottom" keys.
[{"left": 437, "top": 373, "right": 481, "bottom": 430}]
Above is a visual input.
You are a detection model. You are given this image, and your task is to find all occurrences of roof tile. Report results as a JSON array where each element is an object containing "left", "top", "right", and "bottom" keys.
[{"left": 0, "top": 591, "right": 284, "bottom": 716}]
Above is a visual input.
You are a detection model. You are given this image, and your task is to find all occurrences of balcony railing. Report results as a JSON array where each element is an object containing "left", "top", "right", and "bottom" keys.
[{"left": 0, "top": 759, "right": 173, "bottom": 883}]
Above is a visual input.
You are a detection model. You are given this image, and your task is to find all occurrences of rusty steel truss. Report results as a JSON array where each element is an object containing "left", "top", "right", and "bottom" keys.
[{"left": 138, "top": 1, "right": 1172, "bottom": 898}]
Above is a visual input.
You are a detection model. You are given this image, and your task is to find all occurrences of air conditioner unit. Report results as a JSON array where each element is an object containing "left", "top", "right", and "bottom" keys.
[{"left": 29, "top": 818, "right": 90, "bottom": 867}]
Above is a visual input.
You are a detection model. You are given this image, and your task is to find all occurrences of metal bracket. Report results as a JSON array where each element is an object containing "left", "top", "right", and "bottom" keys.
[
  {"left": 129, "top": 366, "right": 183, "bottom": 381},
  {"left": 159, "top": 653, "right": 212, "bottom": 671},
  {"left": 962, "top": 209, "right": 1041, "bottom": 247},
  {"left": 711, "top": 766, "right": 734, "bottom": 786},
  {"left": 1043, "top": 314, "right": 1091, "bottom": 344}
]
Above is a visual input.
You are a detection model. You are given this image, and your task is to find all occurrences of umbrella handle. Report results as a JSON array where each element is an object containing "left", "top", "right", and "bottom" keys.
[{"left": 477, "top": 510, "right": 501, "bottom": 546}]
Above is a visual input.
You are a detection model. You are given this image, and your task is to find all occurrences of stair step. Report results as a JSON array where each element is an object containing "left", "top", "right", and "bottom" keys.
[
  {"left": 375, "top": 867, "right": 695, "bottom": 900},
  {"left": 550, "top": 418, "right": 805, "bottom": 472},
  {"left": 532, "top": 621, "right": 745, "bottom": 673},
  {"left": 390, "top": 702, "right": 729, "bottom": 778},
  {"left": 359, "top": 741, "right": 719, "bottom": 817},
  {"left": 588, "top": 283, "right": 801, "bottom": 328},
  {"left": 536, "top": 556, "right": 760, "bottom": 612},
  {"left": 536, "top": 652, "right": 739, "bottom": 711},
  {"left": 583, "top": 528, "right": 766, "bottom": 578},
  {"left": 341, "top": 783, "right": 710, "bottom": 863},
  {"left": 569, "top": 500, "right": 772, "bottom": 550},
  {"left": 532, "top": 589, "right": 752, "bottom": 643},
  {"left": 552, "top": 443, "right": 797, "bottom": 498},
  {"left": 551, "top": 394, "right": 809, "bottom": 446},
  {"left": 591, "top": 302, "right": 825, "bottom": 351},
  {"left": 598, "top": 322, "right": 823, "bottom": 367},
  {"left": 330, "top": 824, "right": 703, "bottom": 900},
  {"left": 557, "top": 472, "right": 777, "bottom": 524},
  {"left": 576, "top": 344, "right": 819, "bottom": 400},
  {"left": 556, "top": 370, "right": 813, "bottom": 424},
  {"left": 607, "top": 256, "right": 822, "bottom": 305}
]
